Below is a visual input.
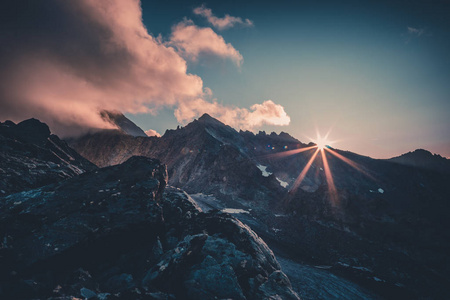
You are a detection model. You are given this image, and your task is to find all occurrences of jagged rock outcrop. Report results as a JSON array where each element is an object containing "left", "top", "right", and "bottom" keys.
[
  {"left": 0, "top": 156, "right": 299, "bottom": 299},
  {"left": 0, "top": 119, "right": 97, "bottom": 196}
]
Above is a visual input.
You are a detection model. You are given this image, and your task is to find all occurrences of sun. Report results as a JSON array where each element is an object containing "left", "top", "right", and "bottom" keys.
[{"left": 314, "top": 137, "right": 329, "bottom": 150}]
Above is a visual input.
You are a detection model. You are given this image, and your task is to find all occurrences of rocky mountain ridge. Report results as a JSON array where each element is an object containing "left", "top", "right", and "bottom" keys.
[
  {"left": 0, "top": 118, "right": 97, "bottom": 196},
  {"left": 69, "top": 113, "right": 450, "bottom": 299}
]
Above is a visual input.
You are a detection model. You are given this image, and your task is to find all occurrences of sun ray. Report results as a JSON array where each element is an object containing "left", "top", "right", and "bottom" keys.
[
  {"left": 320, "top": 148, "right": 338, "bottom": 205},
  {"left": 289, "top": 148, "right": 320, "bottom": 193},
  {"left": 324, "top": 147, "right": 375, "bottom": 180},
  {"left": 273, "top": 129, "right": 376, "bottom": 208},
  {"left": 259, "top": 145, "right": 316, "bottom": 160}
]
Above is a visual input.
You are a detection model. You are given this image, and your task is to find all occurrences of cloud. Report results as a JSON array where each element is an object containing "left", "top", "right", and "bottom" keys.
[
  {"left": 145, "top": 129, "right": 161, "bottom": 137},
  {"left": 0, "top": 0, "right": 286, "bottom": 136},
  {"left": 169, "top": 20, "right": 243, "bottom": 67},
  {"left": 193, "top": 5, "right": 253, "bottom": 30},
  {"left": 175, "top": 99, "right": 290, "bottom": 130},
  {"left": 0, "top": 0, "right": 203, "bottom": 136},
  {"left": 407, "top": 27, "right": 425, "bottom": 37}
]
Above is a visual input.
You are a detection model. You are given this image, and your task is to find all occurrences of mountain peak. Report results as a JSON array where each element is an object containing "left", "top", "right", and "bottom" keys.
[
  {"left": 9, "top": 118, "right": 51, "bottom": 146},
  {"left": 196, "top": 113, "right": 226, "bottom": 127},
  {"left": 410, "top": 148, "right": 433, "bottom": 156},
  {"left": 198, "top": 113, "right": 218, "bottom": 122},
  {"left": 395, "top": 148, "right": 444, "bottom": 160},
  {"left": 17, "top": 118, "right": 50, "bottom": 134},
  {"left": 389, "top": 148, "right": 449, "bottom": 173},
  {"left": 100, "top": 110, "right": 147, "bottom": 137}
]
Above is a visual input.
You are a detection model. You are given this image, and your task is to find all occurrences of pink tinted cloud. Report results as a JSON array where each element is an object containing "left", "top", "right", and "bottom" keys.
[
  {"left": 193, "top": 5, "right": 253, "bottom": 30},
  {"left": 175, "top": 98, "right": 290, "bottom": 130},
  {"left": 169, "top": 20, "right": 243, "bottom": 67},
  {"left": 145, "top": 129, "right": 161, "bottom": 137},
  {"left": 0, "top": 0, "right": 203, "bottom": 136},
  {"left": 0, "top": 0, "right": 287, "bottom": 136}
]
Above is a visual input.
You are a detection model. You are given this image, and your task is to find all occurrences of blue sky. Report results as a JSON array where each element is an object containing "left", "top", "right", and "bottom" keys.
[
  {"left": 125, "top": 0, "right": 450, "bottom": 158},
  {"left": 0, "top": 0, "right": 448, "bottom": 158}
]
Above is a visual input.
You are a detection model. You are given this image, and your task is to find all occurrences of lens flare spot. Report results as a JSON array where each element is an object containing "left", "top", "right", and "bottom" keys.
[{"left": 314, "top": 137, "right": 329, "bottom": 150}]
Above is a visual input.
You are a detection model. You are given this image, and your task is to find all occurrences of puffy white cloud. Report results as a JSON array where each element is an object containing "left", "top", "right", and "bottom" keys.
[
  {"left": 175, "top": 98, "right": 290, "bottom": 130},
  {"left": 169, "top": 20, "right": 243, "bottom": 67},
  {"left": 145, "top": 129, "right": 161, "bottom": 137},
  {"left": 193, "top": 5, "right": 253, "bottom": 30}
]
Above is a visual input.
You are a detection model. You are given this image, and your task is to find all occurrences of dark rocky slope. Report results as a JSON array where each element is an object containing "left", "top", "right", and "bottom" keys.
[
  {"left": 0, "top": 156, "right": 299, "bottom": 299},
  {"left": 0, "top": 119, "right": 97, "bottom": 196}
]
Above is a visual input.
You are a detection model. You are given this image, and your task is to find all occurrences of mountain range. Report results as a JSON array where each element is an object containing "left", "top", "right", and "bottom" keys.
[
  {"left": 70, "top": 112, "right": 450, "bottom": 299},
  {"left": 1, "top": 112, "right": 449, "bottom": 299}
]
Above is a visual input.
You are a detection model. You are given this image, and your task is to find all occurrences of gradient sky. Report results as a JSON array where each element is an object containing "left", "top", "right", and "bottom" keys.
[
  {"left": 131, "top": 0, "right": 450, "bottom": 158},
  {"left": 0, "top": 0, "right": 449, "bottom": 159}
]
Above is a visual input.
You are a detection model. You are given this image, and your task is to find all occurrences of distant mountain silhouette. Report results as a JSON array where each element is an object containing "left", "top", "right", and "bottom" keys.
[{"left": 388, "top": 148, "right": 450, "bottom": 174}]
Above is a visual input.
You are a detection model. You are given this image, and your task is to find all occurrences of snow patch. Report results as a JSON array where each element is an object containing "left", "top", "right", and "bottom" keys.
[
  {"left": 337, "top": 262, "right": 350, "bottom": 267},
  {"left": 272, "top": 228, "right": 282, "bottom": 233},
  {"left": 274, "top": 214, "right": 287, "bottom": 217},
  {"left": 222, "top": 208, "right": 250, "bottom": 214},
  {"left": 276, "top": 177, "right": 289, "bottom": 188},
  {"left": 256, "top": 164, "right": 272, "bottom": 177},
  {"left": 314, "top": 265, "right": 332, "bottom": 270},
  {"left": 190, "top": 193, "right": 221, "bottom": 212},
  {"left": 373, "top": 277, "right": 384, "bottom": 282},
  {"left": 370, "top": 188, "right": 385, "bottom": 194},
  {"left": 351, "top": 266, "right": 373, "bottom": 273}
]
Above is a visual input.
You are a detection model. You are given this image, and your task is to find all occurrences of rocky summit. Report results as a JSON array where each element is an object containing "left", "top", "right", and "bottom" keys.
[
  {"left": 0, "top": 154, "right": 299, "bottom": 299},
  {"left": 0, "top": 119, "right": 97, "bottom": 196}
]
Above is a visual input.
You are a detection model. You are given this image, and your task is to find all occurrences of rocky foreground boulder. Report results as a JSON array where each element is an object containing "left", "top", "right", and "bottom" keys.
[{"left": 0, "top": 156, "right": 299, "bottom": 299}]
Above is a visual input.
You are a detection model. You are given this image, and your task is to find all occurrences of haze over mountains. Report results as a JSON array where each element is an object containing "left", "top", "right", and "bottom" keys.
[{"left": 1, "top": 113, "right": 450, "bottom": 299}]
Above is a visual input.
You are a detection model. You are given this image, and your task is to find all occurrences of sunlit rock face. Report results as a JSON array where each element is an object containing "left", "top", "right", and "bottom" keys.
[
  {"left": 0, "top": 154, "right": 299, "bottom": 299},
  {"left": 0, "top": 119, "right": 97, "bottom": 196}
]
